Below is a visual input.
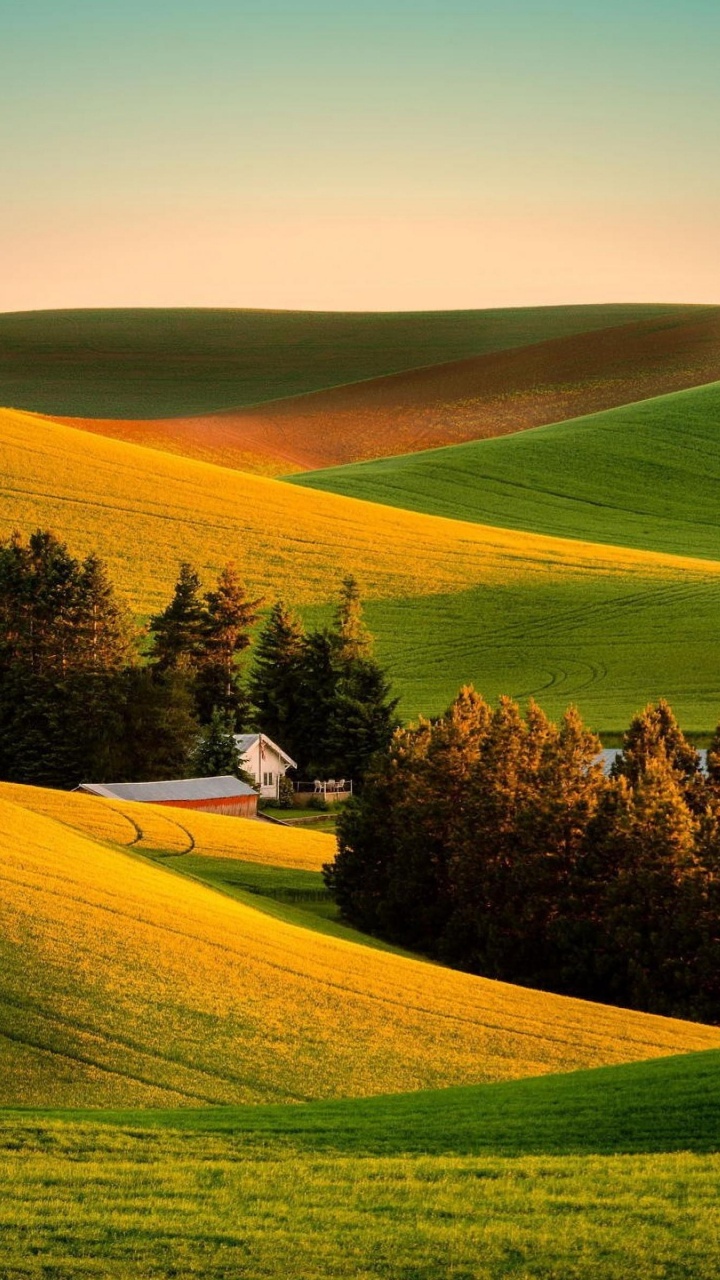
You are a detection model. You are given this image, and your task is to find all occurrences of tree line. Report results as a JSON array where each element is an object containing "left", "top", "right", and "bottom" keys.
[
  {"left": 327, "top": 688, "right": 720, "bottom": 1022},
  {"left": 0, "top": 530, "right": 398, "bottom": 788}
]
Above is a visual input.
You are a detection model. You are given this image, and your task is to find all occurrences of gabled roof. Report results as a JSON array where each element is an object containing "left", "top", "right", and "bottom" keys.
[
  {"left": 234, "top": 732, "right": 297, "bottom": 770},
  {"left": 77, "top": 775, "right": 256, "bottom": 803}
]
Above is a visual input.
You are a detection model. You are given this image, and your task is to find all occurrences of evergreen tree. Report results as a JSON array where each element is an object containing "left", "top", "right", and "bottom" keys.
[
  {"left": 612, "top": 700, "right": 701, "bottom": 790},
  {"left": 117, "top": 668, "right": 199, "bottom": 781},
  {"left": 190, "top": 707, "right": 256, "bottom": 785},
  {"left": 195, "top": 563, "right": 261, "bottom": 726},
  {"left": 328, "top": 656, "right": 400, "bottom": 781},
  {"left": 149, "top": 563, "right": 206, "bottom": 672},
  {"left": 0, "top": 530, "right": 135, "bottom": 785},
  {"left": 588, "top": 756, "right": 700, "bottom": 1013},
  {"left": 294, "top": 627, "right": 339, "bottom": 775},
  {"left": 248, "top": 601, "right": 306, "bottom": 760},
  {"left": 334, "top": 574, "right": 373, "bottom": 663}
]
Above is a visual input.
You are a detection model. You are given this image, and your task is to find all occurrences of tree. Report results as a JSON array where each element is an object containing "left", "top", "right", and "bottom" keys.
[
  {"left": 612, "top": 700, "right": 702, "bottom": 798},
  {"left": 334, "top": 574, "right": 373, "bottom": 663},
  {"left": 117, "top": 668, "right": 199, "bottom": 782},
  {"left": 195, "top": 563, "right": 262, "bottom": 726},
  {"left": 190, "top": 707, "right": 256, "bottom": 785},
  {"left": 328, "top": 656, "right": 400, "bottom": 782},
  {"left": 329, "top": 687, "right": 492, "bottom": 949},
  {"left": 0, "top": 530, "right": 136, "bottom": 785},
  {"left": 587, "top": 756, "right": 701, "bottom": 1014},
  {"left": 248, "top": 601, "right": 306, "bottom": 760},
  {"left": 149, "top": 563, "right": 206, "bottom": 672}
]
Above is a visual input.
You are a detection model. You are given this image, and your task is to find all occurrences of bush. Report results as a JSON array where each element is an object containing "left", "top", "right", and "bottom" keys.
[{"left": 277, "top": 775, "right": 295, "bottom": 809}]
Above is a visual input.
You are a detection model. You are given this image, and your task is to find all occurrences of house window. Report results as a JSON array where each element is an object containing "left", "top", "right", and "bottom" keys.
[{"left": 263, "top": 771, "right": 274, "bottom": 787}]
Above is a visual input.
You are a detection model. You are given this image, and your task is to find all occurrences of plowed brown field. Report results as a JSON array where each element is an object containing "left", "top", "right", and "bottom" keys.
[{"left": 48, "top": 308, "right": 720, "bottom": 473}]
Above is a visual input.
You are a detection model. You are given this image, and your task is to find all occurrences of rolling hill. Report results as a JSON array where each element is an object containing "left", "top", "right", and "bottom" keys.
[
  {"left": 7, "top": 404, "right": 720, "bottom": 729},
  {"left": 4, "top": 405, "right": 720, "bottom": 728},
  {"left": 0, "top": 303, "right": 693, "bottom": 418},
  {"left": 5, "top": 789, "right": 718, "bottom": 1110},
  {"left": 293, "top": 380, "right": 720, "bottom": 563},
  {"left": 33, "top": 305, "right": 720, "bottom": 475}
]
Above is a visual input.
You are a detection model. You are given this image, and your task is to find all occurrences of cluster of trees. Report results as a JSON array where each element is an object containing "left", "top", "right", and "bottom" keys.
[
  {"left": 327, "top": 689, "right": 720, "bottom": 1022},
  {"left": 0, "top": 529, "right": 398, "bottom": 788}
]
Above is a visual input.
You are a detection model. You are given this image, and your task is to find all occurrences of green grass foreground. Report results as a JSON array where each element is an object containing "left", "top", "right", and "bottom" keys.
[
  {"left": 0, "top": 304, "right": 689, "bottom": 417},
  {"left": 3, "top": 1052, "right": 720, "bottom": 1279}
]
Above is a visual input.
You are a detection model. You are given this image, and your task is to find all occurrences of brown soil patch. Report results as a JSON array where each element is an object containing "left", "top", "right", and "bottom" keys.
[{"left": 49, "top": 309, "right": 720, "bottom": 473}]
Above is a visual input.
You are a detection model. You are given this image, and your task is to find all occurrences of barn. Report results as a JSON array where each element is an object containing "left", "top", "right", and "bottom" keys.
[{"left": 76, "top": 775, "right": 259, "bottom": 817}]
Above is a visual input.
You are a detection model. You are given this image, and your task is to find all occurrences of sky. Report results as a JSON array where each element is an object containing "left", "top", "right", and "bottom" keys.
[{"left": 0, "top": 0, "right": 718, "bottom": 311}]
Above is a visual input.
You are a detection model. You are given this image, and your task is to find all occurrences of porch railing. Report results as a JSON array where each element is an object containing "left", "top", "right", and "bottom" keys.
[{"left": 293, "top": 780, "right": 353, "bottom": 797}]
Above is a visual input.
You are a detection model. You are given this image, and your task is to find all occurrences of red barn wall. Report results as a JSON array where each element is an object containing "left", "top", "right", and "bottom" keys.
[{"left": 153, "top": 795, "right": 258, "bottom": 817}]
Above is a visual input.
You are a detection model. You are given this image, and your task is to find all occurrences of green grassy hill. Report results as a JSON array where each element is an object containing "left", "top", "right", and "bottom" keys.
[
  {"left": 292, "top": 380, "right": 720, "bottom": 562},
  {"left": 5, "top": 404, "right": 720, "bottom": 730},
  {"left": 3, "top": 1052, "right": 720, "bottom": 1278},
  {"left": 0, "top": 303, "right": 696, "bottom": 417}
]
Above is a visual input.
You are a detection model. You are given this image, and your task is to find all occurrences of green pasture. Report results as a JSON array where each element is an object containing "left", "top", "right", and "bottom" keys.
[
  {"left": 3, "top": 1051, "right": 719, "bottom": 1278},
  {"left": 0, "top": 303, "right": 693, "bottom": 417},
  {"left": 304, "top": 569, "right": 720, "bottom": 732},
  {"left": 293, "top": 380, "right": 720, "bottom": 562}
]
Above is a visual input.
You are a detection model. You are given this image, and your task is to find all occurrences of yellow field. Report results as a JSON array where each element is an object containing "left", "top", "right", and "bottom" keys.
[
  {"left": 0, "top": 782, "right": 332, "bottom": 871},
  {"left": 2, "top": 791, "right": 719, "bottom": 1110},
  {"left": 2, "top": 406, "right": 718, "bottom": 616}
]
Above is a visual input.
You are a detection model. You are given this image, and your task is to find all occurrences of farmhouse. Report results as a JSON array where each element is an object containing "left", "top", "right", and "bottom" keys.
[
  {"left": 235, "top": 733, "right": 297, "bottom": 801},
  {"left": 76, "top": 776, "right": 258, "bottom": 817}
]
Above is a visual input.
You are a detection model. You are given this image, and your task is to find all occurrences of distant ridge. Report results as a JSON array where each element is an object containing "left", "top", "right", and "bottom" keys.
[
  {"left": 37, "top": 305, "right": 720, "bottom": 474},
  {"left": 0, "top": 302, "right": 695, "bottom": 418}
]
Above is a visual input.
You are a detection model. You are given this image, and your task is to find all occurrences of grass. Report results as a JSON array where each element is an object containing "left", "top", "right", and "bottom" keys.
[
  {"left": 3, "top": 788, "right": 719, "bottom": 1111},
  {"left": 3, "top": 1053, "right": 720, "bottom": 1277},
  {"left": 292, "top": 380, "right": 720, "bottom": 563},
  {"left": 5, "top": 404, "right": 720, "bottom": 729},
  {"left": 352, "top": 571, "right": 720, "bottom": 731},
  {"left": 3, "top": 1136, "right": 718, "bottom": 1279},
  {"left": 0, "top": 304, "right": 691, "bottom": 417},
  {"left": 43, "top": 306, "right": 720, "bottom": 476}
]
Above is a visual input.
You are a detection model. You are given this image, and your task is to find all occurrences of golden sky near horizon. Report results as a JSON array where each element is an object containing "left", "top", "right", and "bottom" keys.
[{"left": 1, "top": 1, "right": 718, "bottom": 311}]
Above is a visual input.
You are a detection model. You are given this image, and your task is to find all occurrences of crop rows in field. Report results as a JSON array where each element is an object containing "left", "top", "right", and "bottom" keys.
[
  {"left": 2, "top": 790, "right": 718, "bottom": 1110},
  {"left": 0, "top": 303, "right": 690, "bottom": 417}
]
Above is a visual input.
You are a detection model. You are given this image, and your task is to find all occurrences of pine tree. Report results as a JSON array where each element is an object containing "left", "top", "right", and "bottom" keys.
[
  {"left": 149, "top": 563, "right": 206, "bottom": 672},
  {"left": 613, "top": 700, "right": 701, "bottom": 788},
  {"left": 248, "top": 601, "right": 306, "bottom": 759},
  {"left": 0, "top": 531, "right": 136, "bottom": 785},
  {"left": 334, "top": 575, "right": 372, "bottom": 664},
  {"left": 118, "top": 668, "right": 199, "bottom": 781},
  {"left": 195, "top": 563, "right": 262, "bottom": 726},
  {"left": 328, "top": 657, "right": 400, "bottom": 780},
  {"left": 588, "top": 756, "right": 700, "bottom": 1013},
  {"left": 190, "top": 707, "right": 256, "bottom": 785}
]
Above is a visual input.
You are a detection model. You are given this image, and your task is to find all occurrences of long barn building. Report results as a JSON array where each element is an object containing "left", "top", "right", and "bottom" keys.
[{"left": 76, "top": 775, "right": 258, "bottom": 817}]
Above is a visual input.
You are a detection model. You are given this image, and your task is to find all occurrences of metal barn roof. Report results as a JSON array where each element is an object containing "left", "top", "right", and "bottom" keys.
[{"left": 77, "top": 776, "right": 256, "bottom": 803}]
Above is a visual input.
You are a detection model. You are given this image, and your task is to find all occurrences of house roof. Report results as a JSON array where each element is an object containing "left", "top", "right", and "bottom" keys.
[
  {"left": 234, "top": 732, "right": 297, "bottom": 769},
  {"left": 77, "top": 775, "right": 257, "bottom": 803}
]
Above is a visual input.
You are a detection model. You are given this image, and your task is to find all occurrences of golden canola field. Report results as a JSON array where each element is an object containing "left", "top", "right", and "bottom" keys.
[
  {"left": 1, "top": 406, "right": 717, "bottom": 616},
  {"left": 0, "top": 782, "right": 330, "bottom": 870},
  {"left": 2, "top": 787, "right": 719, "bottom": 1111}
]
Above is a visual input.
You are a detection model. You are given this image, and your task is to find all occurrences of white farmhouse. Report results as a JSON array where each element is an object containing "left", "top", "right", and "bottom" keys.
[{"left": 234, "top": 732, "right": 297, "bottom": 801}]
